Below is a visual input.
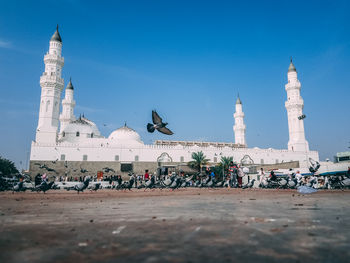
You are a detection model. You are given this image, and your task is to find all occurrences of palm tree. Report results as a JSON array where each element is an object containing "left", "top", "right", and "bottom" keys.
[
  {"left": 220, "top": 156, "right": 233, "bottom": 176},
  {"left": 0, "top": 156, "right": 19, "bottom": 176},
  {"left": 187, "top": 151, "right": 209, "bottom": 173}
]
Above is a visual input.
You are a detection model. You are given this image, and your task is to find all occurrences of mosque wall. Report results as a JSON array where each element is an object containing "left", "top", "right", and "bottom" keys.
[
  {"left": 29, "top": 141, "right": 319, "bottom": 177},
  {"left": 29, "top": 160, "right": 188, "bottom": 179},
  {"left": 31, "top": 142, "right": 318, "bottom": 164}
]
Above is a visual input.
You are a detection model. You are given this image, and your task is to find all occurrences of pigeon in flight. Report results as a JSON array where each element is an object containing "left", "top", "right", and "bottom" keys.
[{"left": 147, "top": 110, "right": 174, "bottom": 135}]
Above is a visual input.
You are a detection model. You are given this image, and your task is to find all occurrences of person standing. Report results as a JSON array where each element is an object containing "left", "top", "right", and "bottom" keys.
[
  {"left": 258, "top": 168, "right": 265, "bottom": 184},
  {"left": 295, "top": 171, "right": 303, "bottom": 185},
  {"left": 41, "top": 173, "right": 48, "bottom": 183},
  {"left": 228, "top": 162, "right": 238, "bottom": 188},
  {"left": 144, "top": 170, "right": 150, "bottom": 182},
  {"left": 259, "top": 168, "right": 268, "bottom": 186},
  {"left": 210, "top": 169, "right": 216, "bottom": 182},
  {"left": 117, "top": 175, "right": 122, "bottom": 187},
  {"left": 237, "top": 165, "right": 244, "bottom": 187}
]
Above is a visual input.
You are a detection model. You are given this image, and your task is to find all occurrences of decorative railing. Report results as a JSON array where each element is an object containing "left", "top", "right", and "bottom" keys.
[
  {"left": 44, "top": 54, "right": 64, "bottom": 64},
  {"left": 40, "top": 75, "right": 64, "bottom": 85}
]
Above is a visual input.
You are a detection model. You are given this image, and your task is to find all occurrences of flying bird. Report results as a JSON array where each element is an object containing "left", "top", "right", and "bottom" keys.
[
  {"left": 80, "top": 165, "right": 88, "bottom": 174},
  {"left": 102, "top": 167, "right": 115, "bottom": 173},
  {"left": 147, "top": 110, "right": 174, "bottom": 135},
  {"left": 34, "top": 163, "right": 49, "bottom": 169}
]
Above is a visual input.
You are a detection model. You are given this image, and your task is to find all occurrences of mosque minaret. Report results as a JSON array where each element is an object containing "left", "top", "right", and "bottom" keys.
[
  {"left": 35, "top": 25, "right": 65, "bottom": 144},
  {"left": 59, "top": 78, "right": 76, "bottom": 133},
  {"left": 29, "top": 27, "right": 319, "bottom": 177},
  {"left": 233, "top": 95, "right": 246, "bottom": 146},
  {"left": 285, "top": 59, "right": 309, "bottom": 152}
]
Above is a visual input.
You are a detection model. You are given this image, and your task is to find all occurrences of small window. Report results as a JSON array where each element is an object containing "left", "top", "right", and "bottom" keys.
[
  {"left": 115, "top": 155, "right": 119, "bottom": 161},
  {"left": 83, "top": 155, "right": 88, "bottom": 161},
  {"left": 180, "top": 156, "right": 184, "bottom": 162},
  {"left": 214, "top": 157, "right": 217, "bottom": 163},
  {"left": 339, "top": 156, "right": 350, "bottom": 161},
  {"left": 76, "top": 131, "right": 80, "bottom": 137},
  {"left": 260, "top": 159, "right": 264, "bottom": 164},
  {"left": 60, "top": 154, "right": 65, "bottom": 161},
  {"left": 62, "top": 131, "right": 65, "bottom": 137},
  {"left": 91, "top": 133, "right": 94, "bottom": 138},
  {"left": 275, "top": 159, "right": 279, "bottom": 164},
  {"left": 134, "top": 155, "right": 139, "bottom": 161},
  {"left": 121, "top": 163, "right": 133, "bottom": 172}
]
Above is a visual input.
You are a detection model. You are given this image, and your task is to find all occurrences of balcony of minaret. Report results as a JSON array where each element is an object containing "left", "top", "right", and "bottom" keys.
[
  {"left": 40, "top": 74, "right": 64, "bottom": 86},
  {"left": 285, "top": 98, "right": 304, "bottom": 109},
  {"left": 44, "top": 53, "right": 64, "bottom": 66},
  {"left": 285, "top": 81, "right": 301, "bottom": 91}
]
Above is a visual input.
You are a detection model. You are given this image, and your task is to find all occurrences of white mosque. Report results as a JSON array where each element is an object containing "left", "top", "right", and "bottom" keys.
[{"left": 29, "top": 27, "right": 319, "bottom": 176}]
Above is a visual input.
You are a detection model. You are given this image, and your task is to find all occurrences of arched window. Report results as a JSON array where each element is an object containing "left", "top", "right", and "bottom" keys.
[
  {"left": 91, "top": 133, "right": 94, "bottom": 138},
  {"left": 134, "top": 155, "right": 139, "bottom": 162},
  {"left": 62, "top": 131, "right": 65, "bottom": 137},
  {"left": 76, "top": 131, "right": 80, "bottom": 137},
  {"left": 214, "top": 157, "right": 217, "bottom": 163},
  {"left": 45, "top": 100, "right": 50, "bottom": 112},
  {"left": 114, "top": 155, "right": 119, "bottom": 161},
  {"left": 180, "top": 156, "right": 184, "bottom": 162}
]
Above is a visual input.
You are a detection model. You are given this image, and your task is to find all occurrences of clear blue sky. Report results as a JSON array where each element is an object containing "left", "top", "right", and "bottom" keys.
[{"left": 0, "top": 0, "right": 349, "bottom": 170}]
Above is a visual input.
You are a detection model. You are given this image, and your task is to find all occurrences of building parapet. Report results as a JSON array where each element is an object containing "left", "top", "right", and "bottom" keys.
[
  {"left": 31, "top": 141, "right": 318, "bottom": 155},
  {"left": 154, "top": 140, "right": 246, "bottom": 148}
]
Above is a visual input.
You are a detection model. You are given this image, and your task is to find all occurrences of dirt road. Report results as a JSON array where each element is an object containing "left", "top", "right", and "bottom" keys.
[{"left": 0, "top": 188, "right": 349, "bottom": 262}]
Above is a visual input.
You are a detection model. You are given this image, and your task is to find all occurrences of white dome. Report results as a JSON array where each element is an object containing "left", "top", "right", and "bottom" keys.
[
  {"left": 61, "top": 117, "right": 101, "bottom": 142},
  {"left": 108, "top": 125, "right": 143, "bottom": 145}
]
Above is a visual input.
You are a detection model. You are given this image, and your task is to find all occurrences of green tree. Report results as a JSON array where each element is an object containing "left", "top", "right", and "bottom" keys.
[
  {"left": 220, "top": 156, "right": 233, "bottom": 176},
  {"left": 187, "top": 151, "right": 209, "bottom": 172},
  {"left": 0, "top": 156, "right": 19, "bottom": 176}
]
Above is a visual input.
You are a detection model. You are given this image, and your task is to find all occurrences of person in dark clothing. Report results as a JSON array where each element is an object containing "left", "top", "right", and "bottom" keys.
[
  {"left": 117, "top": 175, "right": 122, "bottom": 186},
  {"left": 270, "top": 170, "right": 277, "bottom": 181},
  {"left": 35, "top": 174, "right": 41, "bottom": 186}
]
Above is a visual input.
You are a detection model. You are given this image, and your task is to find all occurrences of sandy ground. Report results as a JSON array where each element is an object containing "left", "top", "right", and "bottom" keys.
[{"left": 0, "top": 188, "right": 349, "bottom": 263}]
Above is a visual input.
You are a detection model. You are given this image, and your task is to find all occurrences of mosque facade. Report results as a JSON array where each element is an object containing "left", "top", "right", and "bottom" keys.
[{"left": 29, "top": 27, "right": 319, "bottom": 177}]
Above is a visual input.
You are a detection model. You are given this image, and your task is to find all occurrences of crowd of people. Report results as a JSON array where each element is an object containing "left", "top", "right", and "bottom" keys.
[
  {"left": 33, "top": 165, "right": 350, "bottom": 189},
  {"left": 32, "top": 162, "right": 249, "bottom": 188}
]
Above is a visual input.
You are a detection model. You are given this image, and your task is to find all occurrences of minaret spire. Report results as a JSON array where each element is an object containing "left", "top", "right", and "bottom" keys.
[
  {"left": 236, "top": 93, "right": 242, "bottom": 104},
  {"left": 50, "top": 25, "right": 62, "bottom": 43},
  {"left": 288, "top": 57, "right": 297, "bottom": 73}
]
